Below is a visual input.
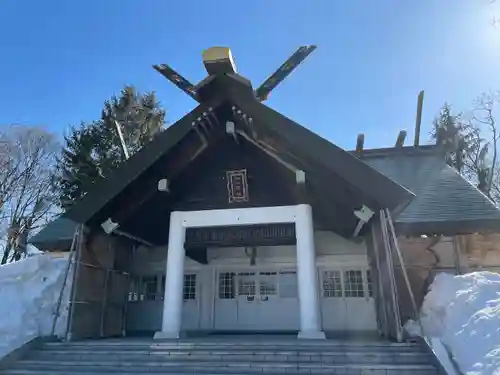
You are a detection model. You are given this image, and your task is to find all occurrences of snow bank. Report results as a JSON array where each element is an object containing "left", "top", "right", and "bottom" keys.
[
  {"left": 406, "top": 271, "right": 500, "bottom": 375},
  {"left": 0, "top": 255, "right": 72, "bottom": 360}
]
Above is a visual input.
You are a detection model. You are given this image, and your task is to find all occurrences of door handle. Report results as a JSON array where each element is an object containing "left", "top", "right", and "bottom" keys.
[
  {"left": 247, "top": 296, "right": 254, "bottom": 302},
  {"left": 261, "top": 296, "right": 268, "bottom": 302}
]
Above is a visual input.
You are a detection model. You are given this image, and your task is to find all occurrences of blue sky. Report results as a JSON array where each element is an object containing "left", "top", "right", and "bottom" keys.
[{"left": 1, "top": 0, "right": 500, "bottom": 150}]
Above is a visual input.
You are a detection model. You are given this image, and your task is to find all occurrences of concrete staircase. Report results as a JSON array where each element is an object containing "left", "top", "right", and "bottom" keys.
[{"left": 0, "top": 337, "right": 444, "bottom": 375}]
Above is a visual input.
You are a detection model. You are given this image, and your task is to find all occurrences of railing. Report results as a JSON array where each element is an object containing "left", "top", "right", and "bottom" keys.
[{"left": 379, "top": 209, "right": 463, "bottom": 375}]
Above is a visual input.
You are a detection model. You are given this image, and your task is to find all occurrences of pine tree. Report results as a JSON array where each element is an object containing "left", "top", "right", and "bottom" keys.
[{"left": 54, "top": 86, "right": 166, "bottom": 209}]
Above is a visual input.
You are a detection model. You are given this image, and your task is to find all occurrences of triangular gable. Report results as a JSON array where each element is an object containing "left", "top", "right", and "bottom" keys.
[
  {"left": 57, "top": 74, "right": 413, "bottom": 228},
  {"left": 31, "top": 74, "right": 417, "bottom": 250}
]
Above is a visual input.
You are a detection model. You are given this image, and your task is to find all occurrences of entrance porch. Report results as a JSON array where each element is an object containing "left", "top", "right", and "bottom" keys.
[
  {"left": 125, "top": 205, "right": 377, "bottom": 338},
  {"left": 154, "top": 205, "right": 325, "bottom": 340}
]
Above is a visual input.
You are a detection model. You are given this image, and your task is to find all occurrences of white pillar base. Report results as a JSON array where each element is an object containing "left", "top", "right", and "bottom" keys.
[
  {"left": 153, "top": 330, "right": 180, "bottom": 340},
  {"left": 298, "top": 330, "right": 326, "bottom": 340}
]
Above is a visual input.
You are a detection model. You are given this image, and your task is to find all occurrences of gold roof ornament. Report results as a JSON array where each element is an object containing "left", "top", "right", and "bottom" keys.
[{"left": 202, "top": 47, "right": 237, "bottom": 75}]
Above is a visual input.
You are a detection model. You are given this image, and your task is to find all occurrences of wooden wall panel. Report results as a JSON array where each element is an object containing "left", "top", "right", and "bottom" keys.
[{"left": 69, "top": 231, "right": 133, "bottom": 340}]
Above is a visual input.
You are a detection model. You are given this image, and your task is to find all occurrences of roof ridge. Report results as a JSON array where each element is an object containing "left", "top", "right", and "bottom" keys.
[{"left": 350, "top": 144, "right": 444, "bottom": 158}]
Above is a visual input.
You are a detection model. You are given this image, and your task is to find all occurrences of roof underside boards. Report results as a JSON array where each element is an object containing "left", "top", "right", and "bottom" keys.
[
  {"left": 228, "top": 92, "right": 414, "bottom": 213},
  {"left": 359, "top": 147, "right": 500, "bottom": 235},
  {"left": 116, "top": 133, "right": 361, "bottom": 244},
  {"left": 61, "top": 102, "right": 216, "bottom": 225}
]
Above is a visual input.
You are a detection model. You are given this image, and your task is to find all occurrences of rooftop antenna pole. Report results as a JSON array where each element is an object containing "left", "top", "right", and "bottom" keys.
[
  {"left": 414, "top": 90, "right": 424, "bottom": 146},
  {"left": 113, "top": 120, "right": 130, "bottom": 160}
]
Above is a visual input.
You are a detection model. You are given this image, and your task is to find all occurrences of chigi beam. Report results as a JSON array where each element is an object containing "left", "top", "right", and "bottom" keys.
[{"left": 153, "top": 63, "right": 199, "bottom": 102}]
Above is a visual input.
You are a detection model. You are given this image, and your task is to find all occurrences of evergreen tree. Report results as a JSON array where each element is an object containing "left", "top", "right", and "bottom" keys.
[
  {"left": 55, "top": 123, "right": 104, "bottom": 208},
  {"left": 54, "top": 86, "right": 166, "bottom": 209},
  {"left": 431, "top": 103, "right": 491, "bottom": 196},
  {"left": 432, "top": 103, "right": 471, "bottom": 172}
]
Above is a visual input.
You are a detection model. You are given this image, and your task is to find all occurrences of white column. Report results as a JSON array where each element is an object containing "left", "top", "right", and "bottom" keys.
[
  {"left": 295, "top": 204, "right": 326, "bottom": 339},
  {"left": 154, "top": 211, "right": 186, "bottom": 339}
]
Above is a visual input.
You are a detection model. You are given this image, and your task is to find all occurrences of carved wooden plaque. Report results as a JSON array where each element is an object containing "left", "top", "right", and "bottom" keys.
[
  {"left": 185, "top": 223, "right": 296, "bottom": 248},
  {"left": 226, "top": 169, "right": 249, "bottom": 203}
]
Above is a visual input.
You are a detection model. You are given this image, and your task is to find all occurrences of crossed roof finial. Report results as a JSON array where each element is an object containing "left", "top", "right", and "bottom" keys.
[{"left": 153, "top": 45, "right": 317, "bottom": 103}]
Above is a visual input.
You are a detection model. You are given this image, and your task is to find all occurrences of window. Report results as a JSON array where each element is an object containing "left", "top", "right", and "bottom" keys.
[
  {"left": 279, "top": 270, "right": 298, "bottom": 298},
  {"left": 128, "top": 276, "right": 159, "bottom": 301},
  {"left": 322, "top": 270, "right": 343, "bottom": 297},
  {"left": 183, "top": 274, "right": 197, "bottom": 301},
  {"left": 344, "top": 270, "right": 364, "bottom": 297},
  {"left": 218, "top": 272, "right": 235, "bottom": 299},
  {"left": 127, "top": 277, "right": 140, "bottom": 302},
  {"left": 142, "top": 276, "right": 158, "bottom": 301},
  {"left": 366, "top": 270, "right": 373, "bottom": 297},
  {"left": 259, "top": 271, "right": 277, "bottom": 296},
  {"left": 238, "top": 272, "right": 256, "bottom": 296}
]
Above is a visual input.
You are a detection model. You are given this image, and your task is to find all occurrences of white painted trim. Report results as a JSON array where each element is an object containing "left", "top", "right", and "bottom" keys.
[
  {"left": 179, "top": 206, "right": 300, "bottom": 228},
  {"left": 210, "top": 267, "right": 216, "bottom": 329},
  {"left": 207, "top": 256, "right": 369, "bottom": 268},
  {"left": 155, "top": 205, "right": 325, "bottom": 340}
]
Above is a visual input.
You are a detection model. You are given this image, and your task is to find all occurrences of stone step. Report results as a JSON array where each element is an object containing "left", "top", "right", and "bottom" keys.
[
  {"left": 42, "top": 341, "right": 426, "bottom": 352},
  {"left": 38, "top": 344, "right": 428, "bottom": 353},
  {"left": 10, "top": 360, "right": 441, "bottom": 375},
  {"left": 29, "top": 349, "right": 434, "bottom": 364},
  {"left": 1, "top": 369, "right": 440, "bottom": 375},
  {"left": 44, "top": 338, "right": 422, "bottom": 347}
]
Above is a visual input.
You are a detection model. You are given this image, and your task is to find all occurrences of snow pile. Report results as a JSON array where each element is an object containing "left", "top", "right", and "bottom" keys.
[
  {"left": 0, "top": 255, "right": 72, "bottom": 360},
  {"left": 407, "top": 271, "right": 500, "bottom": 375}
]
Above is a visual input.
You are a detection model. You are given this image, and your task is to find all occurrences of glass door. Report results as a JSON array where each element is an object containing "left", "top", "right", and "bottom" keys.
[{"left": 236, "top": 272, "right": 259, "bottom": 330}]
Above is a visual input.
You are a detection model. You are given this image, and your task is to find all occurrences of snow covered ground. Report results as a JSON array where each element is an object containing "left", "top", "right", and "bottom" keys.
[
  {"left": 406, "top": 271, "right": 500, "bottom": 375},
  {"left": 0, "top": 255, "right": 71, "bottom": 360}
]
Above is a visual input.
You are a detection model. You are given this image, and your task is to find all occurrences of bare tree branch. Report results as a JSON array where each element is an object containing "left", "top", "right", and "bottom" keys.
[
  {"left": 469, "top": 91, "right": 500, "bottom": 201},
  {"left": 0, "top": 125, "right": 59, "bottom": 264}
]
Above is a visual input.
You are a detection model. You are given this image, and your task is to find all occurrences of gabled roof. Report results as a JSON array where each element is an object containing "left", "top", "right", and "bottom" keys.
[
  {"left": 31, "top": 145, "right": 500, "bottom": 250},
  {"left": 29, "top": 73, "right": 500, "bottom": 250},
  {"left": 357, "top": 146, "right": 500, "bottom": 235},
  {"left": 55, "top": 73, "right": 413, "bottom": 226}
]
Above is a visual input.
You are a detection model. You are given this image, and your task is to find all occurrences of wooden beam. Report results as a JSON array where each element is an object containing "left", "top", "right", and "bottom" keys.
[
  {"left": 235, "top": 130, "right": 313, "bottom": 207},
  {"left": 256, "top": 132, "right": 378, "bottom": 212},
  {"left": 236, "top": 130, "right": 299, "bottom": 173},
  {"left": 414, "top": 90, "right": 424, "bottom": 146},
  {"left": 356, "top": 134, "right": 365, "bottom": 152},
  {"left": 395, "top": 130, "right": 407, "bottom": 148}
]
